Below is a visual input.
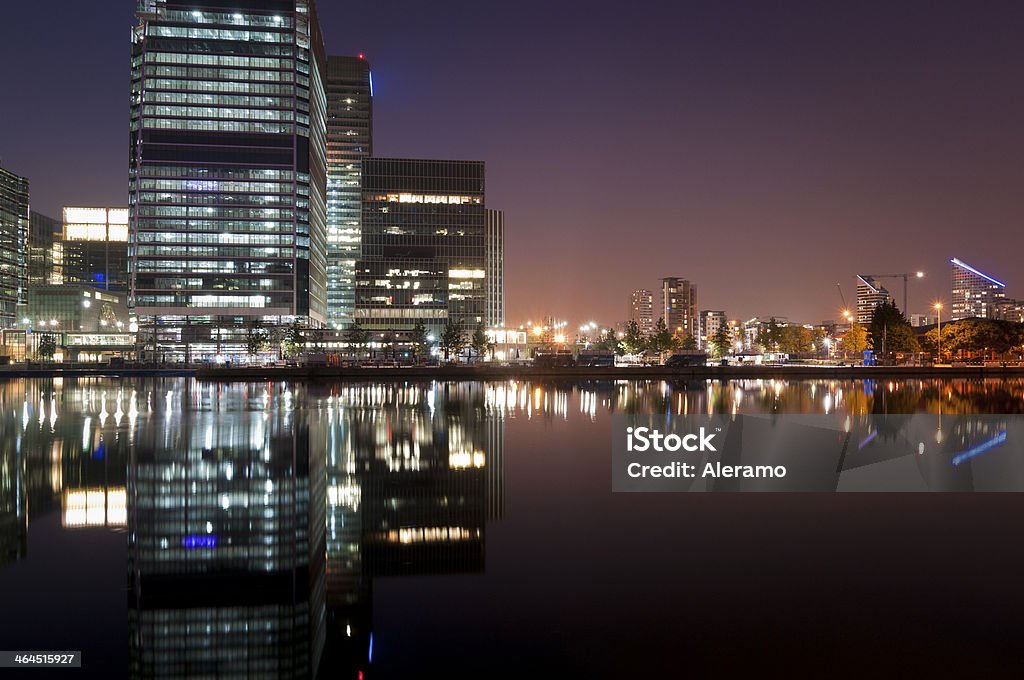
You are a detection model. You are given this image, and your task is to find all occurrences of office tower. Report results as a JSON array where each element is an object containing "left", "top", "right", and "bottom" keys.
[
  {"left": 855, "top": 275, "right": 890, "bottom": 324},
  {"left": 28, "top": 211, "right": 61, "bottom": 287},
  {"left": 325, "top": 55, "right": 373, "bottom": 329},
  {"left": 629, "top": 289, "right": 654, "bottom": 335},
  {"left": 356, "top": 158, "right": 486, "bottom": 335},
  {"left": 699, "top": 310, "right": 727, "bottom": 349},
  {"left": 950, "top": 257, "right": 1007, "bottom": 320},
  {"left": 129, "top": 1, "right": 328, "bottom": 360},
  {"left": 485, "top": 209, "right": 504, "bottom": 328},
  {"left": 60, "top": 207, "right": 129, "bottom": 291},
  {"left": 659, "top": 277, "right": 697, "bottom": 339},
  {"left": 0, "top": 165, "right": 29, "bottom": 329}
]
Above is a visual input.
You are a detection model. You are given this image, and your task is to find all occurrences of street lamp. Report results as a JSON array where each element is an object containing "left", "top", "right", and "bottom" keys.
[{"left": 934, "top": 302, "right": 943, "bottom": 363}]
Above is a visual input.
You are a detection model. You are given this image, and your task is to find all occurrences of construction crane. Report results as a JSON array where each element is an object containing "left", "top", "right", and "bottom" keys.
[
  {"left": 860, "top": 272, "right": 925, "bottom": 315},
  {"left": 836, "top": 283, "right": 852, "bottom": 322}
]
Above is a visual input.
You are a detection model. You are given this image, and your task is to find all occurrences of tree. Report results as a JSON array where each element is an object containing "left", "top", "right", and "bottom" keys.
[
  {"left": 709, "top": 324, "right": 733, "bottom": 359},
  {"left": 620, "top": 320, "right": 646, "bottom": 355},
  {"left": 594, "top": 328, "right": 621, "bottom": 354},
  {"left": 676, "top": 332, "right": 698, "bottom": 351},
  {"left": 346, "top": 320, "right": 370, "bottom": 357},
  {"left": 440, "top": 321, "right": 466, "bottom": 362},
  {"left": 647, "top": 317, "right": 679, "bottom": 358},
  {"left": 755, "top": 318, "right": 784, "bottom": 353},
  {"left": 842, "top": 322, "right": 870, "bottom": 357},
  {"left": 779, "top": 325, "right": 814, "bottom": 354},
  {"left": 470, "top": 322, "right": 489, "bottom": 361},
  {"left": 410, "top": 321, "right": 431, "bottom": 360},
  {"left": 245, "top": 320, "right": 270, "bottom": 359},
  {"left": 868, "top": 300, "right": 919, "bottom": 358},
  {"left": 282, "top": 322, "right": 305, "bottom": 358},
  {"left": 38, "top": 333, "right": 57, "bottom": 361}
]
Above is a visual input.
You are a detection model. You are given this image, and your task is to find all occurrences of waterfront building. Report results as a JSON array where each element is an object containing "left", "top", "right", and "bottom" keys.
[
  {"left": 355, "top": 158, "right": 486, "bottom": 336},
  {"left": 950, "top": 257, "right": 1007, "bottom": 320},
  {"left": 485, "top": 209, "right": 505, "bottom": 328},
  {"left": 699, "top": 310, "right": 727, "bottom": 350},
  {"left": 59, "top": 207, "right": 129, "bottom": 291},
  {"left": 855, "top": 275, "right": 890, "bottom": 325},
  {"left": 325, "top": 55, "right": 373, "bottom": 329},
  {"left": 0, "top": 165, "right": 29, "bottom": 329},
  {"left": 629, "top": 289, "right": 654, "bottom": 335},
  {"left": 659, "top": 278, "right": 697, "bottom": 339},
  {"left": 129, "top": 0, "right": 329, "bottom": 360}
]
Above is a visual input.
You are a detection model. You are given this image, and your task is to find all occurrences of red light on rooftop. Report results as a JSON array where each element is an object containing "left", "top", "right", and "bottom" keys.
[{"left": 358, "top": 53, "right": 365, "bottom": 59}]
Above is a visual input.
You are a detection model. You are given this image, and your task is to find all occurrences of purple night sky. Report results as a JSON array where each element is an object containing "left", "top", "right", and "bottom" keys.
[{"left": 2, "top": 1, "right": 1023, "bottom": 325}]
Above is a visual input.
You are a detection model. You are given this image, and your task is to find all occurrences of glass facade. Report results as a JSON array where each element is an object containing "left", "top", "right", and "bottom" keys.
[
  {"left": 60, "top": 207, "right": 129, "bottom": 291},
  {"left": 129, "top": 0, "right": 328, "bottom": 360},
  {"left": 325, "top": 56, "right": 372, "bottom": 330},
  {"left": 28, "top": 211, "right": 61, "bottom": 287},
  {"left": 950, "top": 257, "right": 1007, "bottom": 321},
  {"left": 0, "top": 166, "right": 29, "bottom": 329},
  {"left": 356, "top": 159, "right": 487, "bottom": 335},
  {"left": 485, "top": 209, "right": 504, "bottom": 328}
]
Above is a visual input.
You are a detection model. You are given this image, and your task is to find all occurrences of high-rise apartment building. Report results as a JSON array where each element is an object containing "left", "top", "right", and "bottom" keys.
[
  {"left": 855, "top": 275, "right": 890, "bottom": 324},
  {"left": 60, "top": 207, "right": 129, "bottom": 291},
  {"left": 660, "top": 278, "right": 697, "bottom": 339},
  {"left": 325, "top": 55, "right": 372, "bottom": 329},
  {"left": 355, "top": 158, "right": 486, "bottom": 335},
  {"left": 0, "top": 165, "right": 29, "bottom": 329},
  {"left": 629, "top": 289, "right": 654, "bottom": 336},
  {"left": 699, "top": 310, "right": 727, "bottom": 350},
  {"left": 950, "top": 257, "right": 1007, "bottom": 320},
  {"left": 129, "top": 0, "right": 328, "bottom": 359},
  {"left": 485, "top": 209, "right": 504, "bottom": 328}
]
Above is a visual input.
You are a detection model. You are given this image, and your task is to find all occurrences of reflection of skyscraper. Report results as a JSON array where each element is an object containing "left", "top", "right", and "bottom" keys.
[
  {"left": 317, "top": 381, "right": 505, "bottom": 676},
  {"left": 0, "top": 441, "right": 27, "bottom": 567},
  {"left": 128, "top": 385, "right": 325, "bottom": 678}
]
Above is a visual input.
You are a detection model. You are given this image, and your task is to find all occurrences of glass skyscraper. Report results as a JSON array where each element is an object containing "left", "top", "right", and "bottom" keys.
[
  {"left": 355, "top": 158, "right": 487, "bottom": 335},
  {"left": 129, "top": 0, "right": 328, "bottom": 360},
  {"left": 325, "top": 56, "right": 373, "bottom": 330},
  {"left": 0, "top": 165, "right": 29, "bottom": 329}
]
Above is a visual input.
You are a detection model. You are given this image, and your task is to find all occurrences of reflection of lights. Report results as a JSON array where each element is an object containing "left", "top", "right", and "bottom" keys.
[
  {"left": 378, "top": 526, "right": 481, "bottom": 544},
  {"left": 449, "top": 451, "right": 486, "bottom": 469},
  {"left": 952, "top": 431, "right": 1007, "bottom": 467},
  {"left": 62, "top": 488, "right": 127, "bottom": 528}
]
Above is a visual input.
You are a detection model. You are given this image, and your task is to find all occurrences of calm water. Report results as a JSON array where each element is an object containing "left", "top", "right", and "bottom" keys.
[{"left": 1, "top": 377, "right": 1024, "bottom": 678}]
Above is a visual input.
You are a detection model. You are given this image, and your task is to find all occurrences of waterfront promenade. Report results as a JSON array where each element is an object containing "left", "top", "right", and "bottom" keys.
[{"left": 1, "top": 363, "right": 1022, "bottom": 381}]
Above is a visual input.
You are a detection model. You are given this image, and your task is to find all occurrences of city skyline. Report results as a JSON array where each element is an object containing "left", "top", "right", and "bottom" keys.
[{"left": 3, "top": 2, "right": 1024, "bottom": 323}]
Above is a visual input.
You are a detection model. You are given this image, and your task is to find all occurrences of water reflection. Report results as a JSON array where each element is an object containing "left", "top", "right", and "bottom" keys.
[{"left": 0, "top": 377, "right": 1022, "bottom": 676}]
